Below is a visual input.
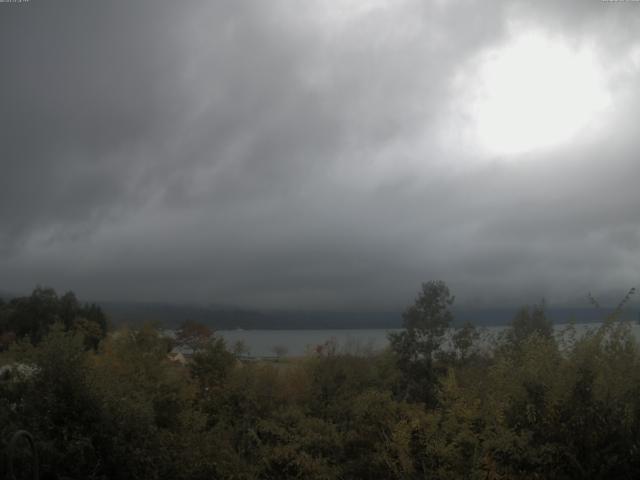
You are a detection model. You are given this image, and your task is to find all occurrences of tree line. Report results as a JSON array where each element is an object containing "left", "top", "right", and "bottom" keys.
[{"left": 1, "top": 282, "right": 640, "bottom": 479}]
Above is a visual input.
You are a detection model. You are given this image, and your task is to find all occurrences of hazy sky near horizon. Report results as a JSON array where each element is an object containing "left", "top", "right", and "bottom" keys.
[{"left": 2, "top": 0, "right": 640, "bottom": 309}]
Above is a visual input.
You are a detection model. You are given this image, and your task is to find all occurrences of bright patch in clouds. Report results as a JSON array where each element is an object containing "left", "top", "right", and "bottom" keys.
[{"left": 461, "top": 31, "right": 611, "bottom": 156}]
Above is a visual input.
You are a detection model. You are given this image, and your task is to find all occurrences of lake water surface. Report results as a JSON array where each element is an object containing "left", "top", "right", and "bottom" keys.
[{"left": 215, "top": 323, "right": 640, "bottom": 357}]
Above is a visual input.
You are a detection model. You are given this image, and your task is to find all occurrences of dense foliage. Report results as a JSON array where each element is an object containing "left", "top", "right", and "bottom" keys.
[
  {"left": 0, "top": 287, "right": 108, "bottom": 350},
  {"left": 2, "top": 284, "right": 640, "bottom": 479}
]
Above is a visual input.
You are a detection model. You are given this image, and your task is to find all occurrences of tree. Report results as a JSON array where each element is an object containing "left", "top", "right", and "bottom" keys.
[
  {"left": 78, "top": 302, "right": 108, "bottom": 344},
  {"left": 232, "top": 339, "right": 250, "bottom": 357},
  {"left": 59, "top": 290, "right": 80, "bottom": 330},
  {"left": 15, "top": 324, "right": 101, "bottom": 479},
  {"left": 10, "top": 286, "right": 60, "bottom": 343},
  {"left": 190, "top": 338, "right": 236, "bottom": 395},
  {"left": 452, "top": 321, "right": 480, "bottom": 363},
  {"left": 507, "top": 302, "right": 553, "bottom": 347},
  {"left": 389, "top": 280, "right": 455, "bottom": 405},
  {"left": 0, "top": 287, "right": 108, "bottom": 349},
  {"left": 90, "top": 323, "right": 197, "bottom": 479},
  {"left": 175, "top": 320, "right": 213, "bottom": 352}
]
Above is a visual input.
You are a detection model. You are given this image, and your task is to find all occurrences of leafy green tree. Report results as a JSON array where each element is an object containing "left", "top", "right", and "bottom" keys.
[
  {"left": 3, "top": 324, "right": 102, "bottom": 479},
  {"left": 340, "top": 390, "right": 421, "bottom": 479},
  {"left": 0, "top": 287, "right": 108, "bottom": 349},
  {"left": 232, "top": 339, "right": 250, "bottom": 357},
  {"left": 506, "top": 302, "right": 553, "bottom": 348},
  {"left": 77, "top": 302, "right": 109, "bottom": 348},
  {"left": 414, "top": 370, "right": 484, "bottom": 479},
  {"left": 6, "top": 287, "right": 61, "bottom": 343},
  {"left": 90, "top": 324, "right": 198, "bottom": 479},
  {"left": 189, "top": 337, "right": 236, "bottom": 396},
  {"left": 255, "top": 406, "right": 342, "bottom": 479},
  {"left": 175, "top": 319, "right": 213, "bottom": 352},
  {"left": 452, "top": 321, "right": 480, "bottom": 363},
  {"left": 389, "top": 280, "right": 454, "bottom": 405}
]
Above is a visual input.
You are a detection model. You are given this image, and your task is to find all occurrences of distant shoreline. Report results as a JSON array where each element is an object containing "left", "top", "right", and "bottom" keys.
[{"left": 103, "top": 301, "right": 640, "bottom": 330}]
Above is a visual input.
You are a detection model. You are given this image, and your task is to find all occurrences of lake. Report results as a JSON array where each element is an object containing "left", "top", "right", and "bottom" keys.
[
  {"left": 216, "top": 329, "right": 399, "bottom": 357},
  {"left": 215, "top": 322, "right": 640, "bottom": 357}
]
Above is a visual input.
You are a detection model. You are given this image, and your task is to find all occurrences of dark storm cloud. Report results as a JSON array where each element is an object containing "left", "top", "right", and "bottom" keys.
[{"left": 1, "top": 0, "right": 640, "bottom": 309}]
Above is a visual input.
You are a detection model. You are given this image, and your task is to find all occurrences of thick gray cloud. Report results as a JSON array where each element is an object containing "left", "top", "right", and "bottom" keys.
[{"left": 1, "top": 0, "right": 640, "bottom": 309}]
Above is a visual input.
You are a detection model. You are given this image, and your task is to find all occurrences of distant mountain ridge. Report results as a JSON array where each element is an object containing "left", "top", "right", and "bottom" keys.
[
  {"left": 100, "top": 301, "right": 401, "bottom": 329},
  {"left": 99, "top": 301, "right": 640, "bottom": 330},
  {"left": 2, "top": 289, "right": 637, "bottom": 329}
]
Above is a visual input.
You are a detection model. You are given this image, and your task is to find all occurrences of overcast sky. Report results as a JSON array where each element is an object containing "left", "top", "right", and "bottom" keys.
[{"left": 1, "top": 0, "right": 640, "bottom": 310}]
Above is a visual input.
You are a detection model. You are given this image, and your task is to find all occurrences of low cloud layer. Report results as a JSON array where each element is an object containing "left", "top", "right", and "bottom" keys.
[{"left": 2, "top": 0, "right": 640, "bottom": 309}]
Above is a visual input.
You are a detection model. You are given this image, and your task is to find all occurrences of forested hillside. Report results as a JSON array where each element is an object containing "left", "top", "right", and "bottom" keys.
[{"left": 2, "top": 283, "right": 640, "bottom": 479}]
